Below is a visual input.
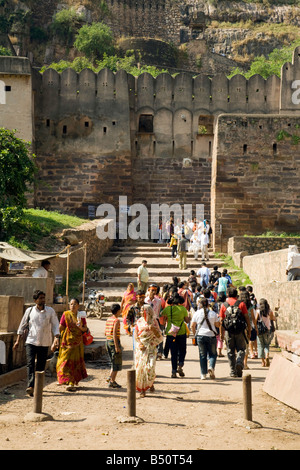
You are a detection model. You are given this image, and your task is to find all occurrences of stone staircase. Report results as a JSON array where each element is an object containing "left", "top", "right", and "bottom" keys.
[{"left": 86, "top": 242, "right": 225, "bottom": 312}]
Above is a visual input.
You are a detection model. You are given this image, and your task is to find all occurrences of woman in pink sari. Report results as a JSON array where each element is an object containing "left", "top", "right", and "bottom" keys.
[
  {"left": 134, "top": 305, "right": 163, "bottom": 397},
  {"left": 120, "top": 283, "right": 136, "bottom": 335}
]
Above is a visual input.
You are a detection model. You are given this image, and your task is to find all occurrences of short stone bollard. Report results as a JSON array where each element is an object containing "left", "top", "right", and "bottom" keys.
[
  {"left": 243, "top": 374, "right": 252, "bottom": 422},
  {"left": 127, "top": 369, "right": 136, "bottom": 417},
  {"left": 24, "top": 371, "right": 53, "bottom": 422}
]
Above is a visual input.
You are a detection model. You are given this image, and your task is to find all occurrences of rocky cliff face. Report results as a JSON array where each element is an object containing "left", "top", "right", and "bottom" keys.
[{"left": 2, "top": 0, "right": 300, "bottom": 73}]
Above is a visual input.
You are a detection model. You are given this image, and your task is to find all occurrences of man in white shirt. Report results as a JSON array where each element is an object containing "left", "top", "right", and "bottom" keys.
[
  {"left": 137, "top": 260, "right": 149, "bottom": 293},
  {"left": 13, "top": 290, "right": 60, "bottom": 396},
  {"left": 32, "top": 260, "right": 51, "bottom": 278},
  {"left": 145, "top": 284, "right": 162, "bottom": 319},
  {"left": 286, "top": 245, "right": 300, "bottom": 281},
  {"left": 197, "top": 262, "right": 210, "bottom": 288}
]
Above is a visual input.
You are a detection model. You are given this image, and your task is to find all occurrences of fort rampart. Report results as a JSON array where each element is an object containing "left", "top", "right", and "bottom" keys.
[{"left": 0, "top": 48, "right": 300, "bottom": 249}]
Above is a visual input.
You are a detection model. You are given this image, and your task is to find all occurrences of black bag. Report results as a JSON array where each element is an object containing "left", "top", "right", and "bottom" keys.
[
  {"left": 223, "top": 301, "right": 247, "bottom": 335},
  {"left": 257, "top": 315, "right": 269, "bottom": 335},
  {"left": 22, "top": 306, "right": 34, "bottom": 341}
]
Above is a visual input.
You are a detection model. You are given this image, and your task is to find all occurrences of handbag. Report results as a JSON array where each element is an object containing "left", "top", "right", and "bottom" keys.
[
  {"left": 82, "top": 329, "right": 94, "bottom": 345},
  {"left": 257, "top": 314, "right": 268, "bottom": 335},
  {"left": 168, "top": 306, "right": 183, "bottom": 338},
  {"left": 22, "top": 306, "right": 34, "bottom": 342}
]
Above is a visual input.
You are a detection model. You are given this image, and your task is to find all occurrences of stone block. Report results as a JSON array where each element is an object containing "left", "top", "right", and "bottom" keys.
[
  {"left": 263, "top": 353, "right": 300, "bottom": 412},
  {"left": 0, "top": 296, "right": 24, "bottom": 332}
]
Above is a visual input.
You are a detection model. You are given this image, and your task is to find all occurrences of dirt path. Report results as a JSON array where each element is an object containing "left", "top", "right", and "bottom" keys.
[{"left": 0, "top": 318, "right": 299, "bottom": 451}]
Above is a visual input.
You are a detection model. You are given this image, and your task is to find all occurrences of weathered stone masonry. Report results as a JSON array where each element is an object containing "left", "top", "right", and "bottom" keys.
[{"left": 0, "top": 49, "right": 300, "bottom": 250}]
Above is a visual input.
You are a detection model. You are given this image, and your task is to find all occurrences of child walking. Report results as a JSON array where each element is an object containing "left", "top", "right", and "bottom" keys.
[
  {"left": 105, "top": 303, "right": 123, "bottom": 388},
  {"left": 169, "top": 234, "right": 178, "bottom": 259}
]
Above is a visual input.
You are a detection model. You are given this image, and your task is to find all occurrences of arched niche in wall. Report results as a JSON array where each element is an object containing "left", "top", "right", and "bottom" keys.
[
  {"left": 153, "top": 107, "right": 173, "bottom": 157},
  {"left": 173, "top": 108, "right": 192, "bottom": 158}
]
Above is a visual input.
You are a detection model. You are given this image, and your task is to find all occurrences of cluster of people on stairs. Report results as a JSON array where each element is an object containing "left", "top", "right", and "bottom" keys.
[
  {"left": 13, "top": 243, "right": 276, "bottom": 399},
  {"left": 108, "top": 260, "right": 276, "bottom": 397},
  {"left": 156, "top": 217, "right": 212, "bottom": 269}
]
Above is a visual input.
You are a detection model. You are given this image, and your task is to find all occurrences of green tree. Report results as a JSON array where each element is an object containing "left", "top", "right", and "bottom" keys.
[
  {"left": 228, "top": 39, "right": 300, "bottom": 79},
  {"left": 74, "top": 22, "right": 115, "bottom": 61},
  {"left": 0, "top": 128, "right": 37, "bottom": 238},
  {"left": 52, "top": 7, "right": 84, "bottom": 45},
  {"left": 0, "top": 46, "right": 11, "bottom": 56}
]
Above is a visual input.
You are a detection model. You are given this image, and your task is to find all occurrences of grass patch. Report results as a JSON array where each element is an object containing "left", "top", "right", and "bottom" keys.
[
  {"left": 7, "top": 208, "right": 88, "bottom": 251},
  {"left": 244, "top": 231, "right": 300, "bottom": 238},
  {"left": 214, "top": 253, "right": 252, "bottom": 288}
]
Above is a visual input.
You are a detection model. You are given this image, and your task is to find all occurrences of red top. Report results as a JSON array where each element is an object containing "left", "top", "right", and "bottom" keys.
[{"left": 219, "top": 297, "right": 248, "bottom": 319}]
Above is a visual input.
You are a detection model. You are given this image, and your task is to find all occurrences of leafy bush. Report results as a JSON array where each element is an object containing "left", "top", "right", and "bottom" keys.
[
  {"left": 228, "top": 39, "right": 300, "bottom": 79},
  {"left": 52, "top": 7, "right": 84, "bottom": 44},
  {"left": 0, "top": 45, "right": 11, "bottom": 56},
  {"left": 0, "top": 128, "right": 37, "bottom": 239},
  {"left": 41, "top": 53, "right": 169, "bottom": 77},
  {"left": 74, "top": 22, "right": 115, "bottom": 61}
]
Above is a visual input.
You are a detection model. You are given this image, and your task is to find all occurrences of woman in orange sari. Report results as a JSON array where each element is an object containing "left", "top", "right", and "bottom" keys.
[
  {"left": 120, "top": 283, "right": 136, "bottom": 335},
  {"left": 56, "top": 298, "right": 88, "bottom": 391}
]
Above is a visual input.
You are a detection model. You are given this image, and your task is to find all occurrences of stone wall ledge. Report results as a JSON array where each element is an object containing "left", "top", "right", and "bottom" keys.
[{"left": 275, "top": 330, "right": 300, "bottom": 357}]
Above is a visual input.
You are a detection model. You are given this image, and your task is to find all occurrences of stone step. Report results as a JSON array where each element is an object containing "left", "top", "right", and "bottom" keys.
[
  {"left": 99, "top": 256, "right": 222, "bottom": 268},
  {"left": 101, "top": 265, "right": 224, "bottom": 278}
]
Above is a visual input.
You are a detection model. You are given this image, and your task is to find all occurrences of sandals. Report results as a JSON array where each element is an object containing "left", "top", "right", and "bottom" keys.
[
  {"left": 66, "top": 384, "right": 77, "bottom": 392},
  {"left": 108, "top": 381, "right": 122, "bottom": 388}
]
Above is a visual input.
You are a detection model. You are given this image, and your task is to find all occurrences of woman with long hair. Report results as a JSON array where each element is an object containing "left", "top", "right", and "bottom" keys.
[
  {"left": 255, "top": 298, "right": 276, "bottom": 367},
  {"left": 191, "top": 298, "right": 220, "bottom": 380}
]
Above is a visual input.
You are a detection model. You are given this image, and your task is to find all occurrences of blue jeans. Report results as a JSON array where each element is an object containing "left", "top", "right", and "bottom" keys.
[
  {"left": 257, "top": 332, "right": 273, "bottom": 358},
  {"left": 197, "top": 335, "right": 217, "bottom": 375}
]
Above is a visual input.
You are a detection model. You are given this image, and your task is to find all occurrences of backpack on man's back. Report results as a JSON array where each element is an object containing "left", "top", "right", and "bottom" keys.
[{"left": 223, "top": 300, "right": 246, "bottom": 334}]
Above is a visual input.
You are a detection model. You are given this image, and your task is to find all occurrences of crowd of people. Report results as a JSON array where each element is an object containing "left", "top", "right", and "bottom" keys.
[
  {"left": 107, "top": 259, "right": 276, "bottom": 397},
  {"left": 155, "top": 217, "right": 212, "bottom": 268},
  {"left": 13, "top": 236, "right": 276, "bottom": 399}
]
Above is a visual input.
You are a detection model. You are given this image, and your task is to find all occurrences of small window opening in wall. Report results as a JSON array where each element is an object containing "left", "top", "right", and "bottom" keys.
[
  {"left": 209, "top": 141, "right": 212, "bottom": 157},
  {"left": 85, "top": 121, "right": 89, "bottom": 128},
  {"left": 63, "top": 125, "right": 67, "bottom": 134},
  {"left": 243, "top": 144, "right": 247, "bottom": 154},
  {"left": 103, "top": 126, "right": 107, "bottom": 134},
  {"left": 112, "top": 121, "right": 116, "bottom": 126},
  {"left": 5, "top": 85, "right": 11, "bottom": 91},
  {"left": 138, "top": 114, "right": 153, "bottom": 133},
  {"left": 273, "top": 143, "right": 277, "bottom": 155},
  {"left": 46, "top": 119, "right": 50, "bottom": 127},
  {"left": 198, "top": 115, "right": 214, "bottom": 135}
]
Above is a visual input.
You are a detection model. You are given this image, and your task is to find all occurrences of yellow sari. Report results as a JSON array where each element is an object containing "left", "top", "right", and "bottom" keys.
[{"left": 56, "top": 310, "right": 88, "bottom": 385}]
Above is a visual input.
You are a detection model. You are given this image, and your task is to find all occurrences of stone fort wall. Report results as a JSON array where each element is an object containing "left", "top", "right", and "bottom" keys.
[{"left": 1, "top": 49, "right": 300, "bottom": 248}]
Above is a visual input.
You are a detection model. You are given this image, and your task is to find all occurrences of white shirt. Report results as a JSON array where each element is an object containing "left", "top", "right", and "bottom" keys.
[
  {"left": 32, "top": 266, "right": 48, "bottom": 278},
  {"left": 286, "top": 252, "right": 300, "bottom": 270},
  {"left": 200, "top": 232, "right": 209, "bottom": 246},
  {"left": 17, "top": 305, "right": 60, "bottom": 347},
  {"left": 197, "top": 266, "right": 210, "bottom": 284},
  {"left": 145, "top": 296, "right": 162, "bottom": 318},
  {"left": 191, "top": 308, "right": 218, "bottom": 337},
  {"left": 137, "top": 265, "right": 149, "bottom": 282}
]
